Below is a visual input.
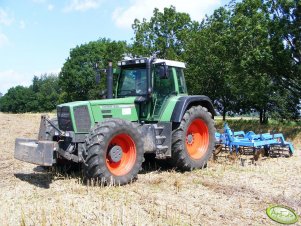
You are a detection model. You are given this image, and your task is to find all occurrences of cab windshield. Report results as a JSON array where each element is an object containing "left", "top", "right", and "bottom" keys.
[{"left": 117, "top": 67, "right": 147, "bottom": 97}]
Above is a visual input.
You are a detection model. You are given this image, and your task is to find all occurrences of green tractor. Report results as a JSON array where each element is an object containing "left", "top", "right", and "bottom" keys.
[{"left": 15, "top": 56, "right": 216, "bottom": 185}]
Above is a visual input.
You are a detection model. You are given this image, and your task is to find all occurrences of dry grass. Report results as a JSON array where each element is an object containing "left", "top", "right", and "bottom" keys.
[{"left": 0, "top": 113, "right": 300, "bottom": 226}]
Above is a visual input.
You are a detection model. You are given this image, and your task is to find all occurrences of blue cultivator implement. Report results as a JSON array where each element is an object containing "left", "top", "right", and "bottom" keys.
[{"left": 215, "top": 123, "right": 294, "bottom": 157}]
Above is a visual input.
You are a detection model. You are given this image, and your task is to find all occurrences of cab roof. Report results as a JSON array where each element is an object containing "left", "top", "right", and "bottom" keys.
[
  {"left": 118, "top": 57, "right": 186, "bottom": 69},
  {"left": 154, "top": 59, "right": 186, "bottom": 68}
]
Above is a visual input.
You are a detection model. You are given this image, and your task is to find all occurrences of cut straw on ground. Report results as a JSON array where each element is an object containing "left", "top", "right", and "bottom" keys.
[{"left": 0, "top": 113, "right": 300, "bottom": 225}]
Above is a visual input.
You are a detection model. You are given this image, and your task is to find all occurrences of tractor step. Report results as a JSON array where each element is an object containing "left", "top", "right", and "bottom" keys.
[
  {"left": 155, "top": 135, "right": 166, "bottom": 145},
  {"left": 153, "top": 123, "right": 172, "bottom": 159},
  {"left": 157, "top": 145, "right": 168, "bottom": 150},
  {"left": 156, "top": 145, "right": 169, "bottom": 159},
  {"left": 154, "top": 125, "right": 164, "bottom": 135}
]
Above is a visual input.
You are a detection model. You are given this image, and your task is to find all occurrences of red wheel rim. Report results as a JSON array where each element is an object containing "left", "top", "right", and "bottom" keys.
[
  {"left": 186, "top": 119, "right": 209, "bottom": 160},
  {"left": 106, "top": 133, "right": 136, "bottom": 176}
]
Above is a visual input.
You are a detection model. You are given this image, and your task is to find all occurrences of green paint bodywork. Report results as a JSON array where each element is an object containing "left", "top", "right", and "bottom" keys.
[
  {"left": 57, "top": 94, "right": 186, "bottom": 133},
  {"left": 157, "top": 95, "right": 186, "bottom": 121},
  {"left": 90, "top": 97, "right": 138, "bottom": 122},
  {"left": 58, "top": 97, "right": 139, "bottom": 133}
]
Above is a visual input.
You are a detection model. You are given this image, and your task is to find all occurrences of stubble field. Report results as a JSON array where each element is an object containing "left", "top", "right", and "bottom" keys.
[{"left": 0, "top": 113, "right": 300, "bottom": 225}]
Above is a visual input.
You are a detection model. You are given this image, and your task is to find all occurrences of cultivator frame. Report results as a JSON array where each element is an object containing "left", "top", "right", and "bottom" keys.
[{"left": 215, "top": 123, "right": 294, "bottom": 156}]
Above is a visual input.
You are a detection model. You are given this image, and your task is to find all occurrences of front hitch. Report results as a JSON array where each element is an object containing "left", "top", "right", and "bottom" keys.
[
  {"left": 14, "top": 138, "right": 57, "bottom": 166},
  {"left": 38, "top": 115, "right": 62, "bottom": 140},
  {"left": 15, "top": 115, "right": 60, "bottom": 166}
]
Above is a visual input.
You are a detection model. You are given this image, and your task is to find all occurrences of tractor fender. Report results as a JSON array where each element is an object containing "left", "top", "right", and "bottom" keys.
[{"left": 170, "top": 95, "right": 215, "bottom": 123}]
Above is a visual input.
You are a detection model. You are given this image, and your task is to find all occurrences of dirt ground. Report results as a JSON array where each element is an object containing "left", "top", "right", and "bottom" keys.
[{"left": 0, "top": 113, "right": 300, "bottom": 226}]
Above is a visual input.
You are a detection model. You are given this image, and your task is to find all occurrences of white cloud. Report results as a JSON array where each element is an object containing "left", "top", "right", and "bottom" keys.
[
  {"left": 64, "top": 0, "right": 104, "bottom": 12},
  {"left": 0, "top": 70, "right": 32, "bottom": 94},
  {"left": 19, "top": 20, "right": 26, "bottom": 29},
  {"left": 47, "top": 4, "right": 54, "bottom": 11},
  {"left": 0, "top": 33, "right": 9, "bottom": 48},
  {"left": 0, "top": 8, "right": 14, "bottom": 26},
  {"left": 112, "top": 0, "right": 221, "bottom": 29}
]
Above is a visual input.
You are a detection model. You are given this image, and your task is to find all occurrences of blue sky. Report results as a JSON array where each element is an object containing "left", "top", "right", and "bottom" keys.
[{"left": 0, "top": 0, "right": 230, "bottom": 94}]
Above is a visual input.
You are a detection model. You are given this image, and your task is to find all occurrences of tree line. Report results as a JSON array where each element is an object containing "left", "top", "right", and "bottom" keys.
[
  {"left": 0, "top": 0, "right": 300, "bottom": 123},
  {"left": 0, "top": 74, "right": 60, "bottom": 113}
]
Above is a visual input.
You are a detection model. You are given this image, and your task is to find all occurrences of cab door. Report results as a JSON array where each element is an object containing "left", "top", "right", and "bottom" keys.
[{"left": 151, "top": 64, "right": 176, "bottom": 120}]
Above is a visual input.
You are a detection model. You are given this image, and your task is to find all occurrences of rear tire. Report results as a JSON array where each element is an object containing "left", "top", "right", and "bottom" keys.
[
  {"left": 84, "top": 119, "right": 144, "bottom": 185},
  {"left": 171, "top": 106, "right": 215, "bottom": 170}
]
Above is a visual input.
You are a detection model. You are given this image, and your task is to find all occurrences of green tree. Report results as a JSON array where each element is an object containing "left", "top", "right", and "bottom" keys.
[
  {"left": 184, "top": 6, "right": 238, "bottom": 120},
  {"left": 32, "top": 74, "right": 60, "bottom": 112},
  {"left": 185, "top": 0, "right": 300, "bottom": 122},
  {"left": 0, "top": 74, "right": 60, "bottom": 113},
  {"left": 0, "top": 86, "right": 36, "bottom": 113},
  {"left": 59, "top": 38, "right": 127, "bottom": 102},
  {"left": 229, "top": 0, "right": 274, "bottom": 123},
  {"left": 267, "top": 0, "right": 301, "bottom": 65},
  {"left": 131, "top": 5, "right": 198, "bottom": 59},
  {"left": 231, "top": 0, "right": 300, "bottom": 122},
  {"left": 265, "top": 0, "right": 301, "bottom": 99}
]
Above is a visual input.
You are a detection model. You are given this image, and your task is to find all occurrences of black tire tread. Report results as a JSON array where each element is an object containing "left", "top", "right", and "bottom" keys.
[
  {"left": 84, "top": 119, "right": 144, "bottom": 185},
  {"left": 171, "top": 106, "right": 216, "bottom": 170}
]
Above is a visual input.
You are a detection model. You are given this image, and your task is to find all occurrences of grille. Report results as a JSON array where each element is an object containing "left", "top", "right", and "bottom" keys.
[
  {"left": 57, "top": 106, "right": 73, "bottom": 131},
  {"left": 74, "top": 105, "right": 91, "bottom": 132}
]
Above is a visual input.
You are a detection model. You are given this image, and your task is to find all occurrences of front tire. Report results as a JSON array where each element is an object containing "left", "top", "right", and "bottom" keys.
[
  {"left": 171, "top": 106, "right": 216, "bottom": 170},
  {"left": 84, "top": 119, "right": 144, "bottom": 185}
]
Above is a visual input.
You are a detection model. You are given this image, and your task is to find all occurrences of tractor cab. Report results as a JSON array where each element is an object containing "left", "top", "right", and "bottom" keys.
[{"left": 116, "top": 57, "right": 188, "bottom": 121}]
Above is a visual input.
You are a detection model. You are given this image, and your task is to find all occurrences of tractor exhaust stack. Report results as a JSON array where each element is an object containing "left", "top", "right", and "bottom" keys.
[{"left": 107, "top": 60, "right": 113, "bottom": 99}]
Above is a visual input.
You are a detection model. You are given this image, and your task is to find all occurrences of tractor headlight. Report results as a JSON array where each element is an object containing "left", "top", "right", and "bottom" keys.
[{"left": 57, "top": 106, "right": 74, "bottom": 131}]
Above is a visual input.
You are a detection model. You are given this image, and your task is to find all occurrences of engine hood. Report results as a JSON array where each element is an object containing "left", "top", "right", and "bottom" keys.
[
  {"left": 57, "top": 97, "right": 139, "bottom": 133},
  {"left": 89, "top": 97, "right": 136, "bottom": 107},
  {"left": 57, "top": 97, "right": 137, "bottom": 108},
  {"left": 89, "top": 97, "right": 139, "bottom": 123}
]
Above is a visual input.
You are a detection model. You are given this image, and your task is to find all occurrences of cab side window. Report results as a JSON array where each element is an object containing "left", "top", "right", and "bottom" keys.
[
  {"left": 175, "top": 67, "right": 187, "bottom": 94},
  {"left": 153, "top": 66, "right": 175, "bottom": 95}
]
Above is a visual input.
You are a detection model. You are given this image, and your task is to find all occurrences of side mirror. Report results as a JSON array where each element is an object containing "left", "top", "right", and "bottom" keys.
[{"left": 157, "top": 64, "right": 169, "bottom": 79}]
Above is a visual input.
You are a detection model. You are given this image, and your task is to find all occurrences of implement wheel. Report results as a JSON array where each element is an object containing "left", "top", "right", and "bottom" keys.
[
  {"left": 171, "top": 106, "right": 215, "bottom": 170},
  {"left": 84, "top": 119, "right": 144, "bottom": 185}
]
